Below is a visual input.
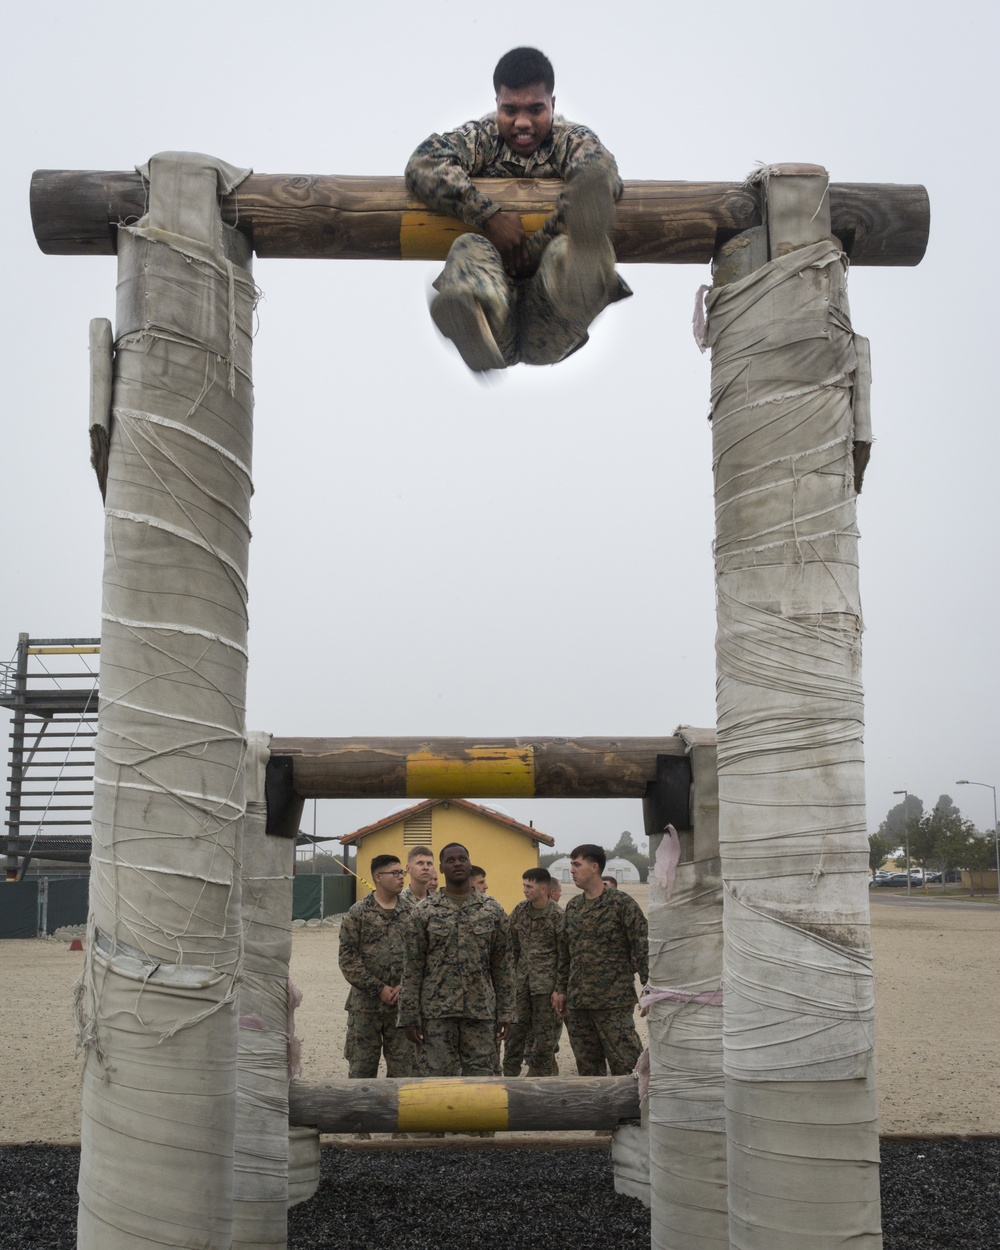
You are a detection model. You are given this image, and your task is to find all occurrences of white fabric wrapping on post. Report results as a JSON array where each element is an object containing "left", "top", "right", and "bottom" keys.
[
  {"left": 76, "top": 152, "right": 256, "bottom": 1250},
  {"left": 287, "top": 1127, "right": 320, "bottom": 1208},
  {"left": 708, "top": 230, "right": 881, "bottom": 1248},
  {"left": 234, "top": 731, "right": 297, "bottom": 1250},
  {"left": 708, "top": 239, "right": 874, "bottom": 1076},
  {"left": 723, "top": 886, "right": 874, "bottom": 1080},
  {"left": 647, "top": 735, "right": 728, "bottom": 1250},
  {"left": 612, "top": 1118, "right": 651, "bottom": 1207}
]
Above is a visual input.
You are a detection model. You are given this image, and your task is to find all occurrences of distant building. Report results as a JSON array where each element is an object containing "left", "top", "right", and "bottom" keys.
[
  {"left": 338, "top": 798, "right": 555, "bottom": 913},
  {"left": 605, "top": 856, "right": 641, "bottom": 884},
  {"left": 547, "top": 854, "right": 640, "bottom": 885},
  {"left": 547, "top": 856, "right": 573, "bottom": 883}
]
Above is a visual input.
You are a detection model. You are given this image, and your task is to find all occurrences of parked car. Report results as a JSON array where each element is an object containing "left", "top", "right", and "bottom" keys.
[{"left": 875, "top": 872, "right": 920, "bottom": 887}]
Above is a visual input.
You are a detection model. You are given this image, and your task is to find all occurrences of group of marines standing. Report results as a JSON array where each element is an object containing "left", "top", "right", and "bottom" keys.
[{"left": 337, "top": 840, "right": 648, "bottom": 1082}]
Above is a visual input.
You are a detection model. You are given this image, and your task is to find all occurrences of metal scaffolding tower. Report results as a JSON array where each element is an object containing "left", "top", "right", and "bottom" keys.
[{"left": 2, "top": 633, "right": 99, "bottom": 880}]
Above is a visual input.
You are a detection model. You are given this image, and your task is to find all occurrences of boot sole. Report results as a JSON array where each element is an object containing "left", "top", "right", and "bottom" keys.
[{"left": 431, "top": 292, "right": 506, "bottom": 373}]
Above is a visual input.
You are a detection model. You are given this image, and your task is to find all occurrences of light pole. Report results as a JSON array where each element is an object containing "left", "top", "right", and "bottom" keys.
[
  {"left": 955, "top": 780, "right": 1000, "bottom": 901},
  {"left": 893, "top": 789, "right": 912, "bottom": 896}
]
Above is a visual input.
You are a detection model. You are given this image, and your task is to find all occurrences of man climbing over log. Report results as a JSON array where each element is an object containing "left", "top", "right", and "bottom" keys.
[{"left": 405, "top": 46, "right": 631, "bottom": 373}]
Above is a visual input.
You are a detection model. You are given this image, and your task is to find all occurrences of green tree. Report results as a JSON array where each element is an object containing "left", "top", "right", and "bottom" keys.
[
  {"left": 909, "top": 805, "right": 982, "bottom": 891},
  {"left": 868, "top": 832, "right": 894, "bottom": 879},
  {"left": 296, "top": 851, "right": 348, "bottom": 875},
  {"left": 961, "top": 832, "right": 996, "bottom": 897},
  {"left": 608, "top": 830, "right": 649, "bottom": 882},
  {"left": 612, "top": 830, "right": 638, "bottom": 856},
  {"left": 876, "top": 794, "right": 924, "bottom": 873}
]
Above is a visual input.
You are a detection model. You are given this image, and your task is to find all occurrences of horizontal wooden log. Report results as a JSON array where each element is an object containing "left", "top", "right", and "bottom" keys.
[
  {"left": 288, "top": 1076, "right": 640, "bottom": 1133},
  {"left": 267, "top": 735, "right": 687, "bottom": 800},
  {"left": 331, "top": 1133, "right": 614, "bottom": 1152},
  {"left": 30, "top": 170, "right": 929, "bottom": 266}
]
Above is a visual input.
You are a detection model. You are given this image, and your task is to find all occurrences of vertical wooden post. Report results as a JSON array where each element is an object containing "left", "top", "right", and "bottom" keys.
[
  {"left": 708, "top": 165, "right": 882, "bottom": 1249},
  {"left": 645, "top": 728, "right": 727, "bottom": 1249},
  {"left": 76, "top": 152, "right": 256, "bottom": 1250},
  {"left": 234, "top": 733, "right": 296, "bottom": 1250}
]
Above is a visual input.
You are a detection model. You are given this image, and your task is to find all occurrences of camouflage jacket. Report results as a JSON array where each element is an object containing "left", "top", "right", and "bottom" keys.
[
  {"left": 398, "top": 889, "right": 515, "bottom": 1027},
  {"left": 405, "top": 113, "right": 628, "bottom": 268},
  {"left": 508, "top": 898, "right": 563, "bottom": 996},
  {"left": 400, "top": 884, "right": 433, "bottom": 905},
  {"left": 556, "top": 888, "right": 648, "bottom": 1010},
  {"left": 338, "top": 891, "right": 414, "bottom": 1015}
]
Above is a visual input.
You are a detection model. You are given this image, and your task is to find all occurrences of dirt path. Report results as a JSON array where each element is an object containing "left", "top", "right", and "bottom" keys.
[{"left": 2, "top": 894, "right": 997, "bottom": 1143}]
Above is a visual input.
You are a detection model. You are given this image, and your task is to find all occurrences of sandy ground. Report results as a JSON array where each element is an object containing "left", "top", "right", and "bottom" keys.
[{"left": 2, "top": 887, "right": 998, "bottom": 1143}]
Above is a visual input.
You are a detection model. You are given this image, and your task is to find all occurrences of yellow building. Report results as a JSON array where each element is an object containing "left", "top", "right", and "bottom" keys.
[{"left": 339, "top": 798, "right": 555, "bottom": 913}]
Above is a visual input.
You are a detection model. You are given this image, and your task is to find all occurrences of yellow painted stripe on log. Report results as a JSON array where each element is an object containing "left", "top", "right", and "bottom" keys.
[
  {"left": 397, "top": 1080, "right": 509, "bottom": 1132},
  {"left": 27, "top": 646, "right": 100, "bottom": 655},
  {"left": 405, "top": 746, "right": 535, "bottom": 798},
  {"left": 400, "top": 213, "right": 550, "bottom": 261}
]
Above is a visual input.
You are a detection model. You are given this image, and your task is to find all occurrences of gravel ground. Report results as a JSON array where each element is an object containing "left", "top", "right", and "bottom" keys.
[{"left": 1, "top": 1139, "right": 996, "bottom": 1250}]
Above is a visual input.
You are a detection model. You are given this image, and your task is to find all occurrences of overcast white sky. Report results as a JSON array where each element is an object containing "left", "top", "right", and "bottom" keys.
[{"left": 2, "top": 1, "right": 997, "bottom": 854}]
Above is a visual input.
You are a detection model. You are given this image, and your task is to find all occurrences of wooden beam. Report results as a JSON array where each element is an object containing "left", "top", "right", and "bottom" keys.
[
  {"left": 288, "top": 1075, "right": 640, "bottom": 1134},
  {"left": 30, "top": 171, "right": 929, "bottom": 266},
  {"left": 267, "top": 735, "right": 689, "bottom": 800}
]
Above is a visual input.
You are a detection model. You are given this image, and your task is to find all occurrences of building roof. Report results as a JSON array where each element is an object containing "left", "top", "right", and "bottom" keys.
[{"left": 338, "top": 797, "right": 555, "bottom": 848}]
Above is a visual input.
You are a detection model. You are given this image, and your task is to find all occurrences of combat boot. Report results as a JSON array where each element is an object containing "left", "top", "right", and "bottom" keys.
[
  {"left": 431, "top": 290, "right": 507, "bottom": 373},
  {"left": 559, "top": 165, "right": 617, "bottom": 317}
]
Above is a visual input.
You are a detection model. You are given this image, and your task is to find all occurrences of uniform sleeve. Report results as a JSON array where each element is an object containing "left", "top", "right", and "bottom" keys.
[
  {"left": 338, "top": 907, "right": 383, "bottom": 998},
  {"left": 405, "top": 122, "right": 503, "bottom": 229},
  {"left": 490, "top": 911, "right": 517, "bottom": 1024},
  {"left": 509, "top": 905, "right": 523, "bottom": 967},
  {"left": 397, "top": 908, "right": 428, "bottom": 1028},
  {"left": 622, "top": 896, "right": 649, "bottom": 986},
  {"left": 555, "top": 909, "right": 569, "bottom": 995}
]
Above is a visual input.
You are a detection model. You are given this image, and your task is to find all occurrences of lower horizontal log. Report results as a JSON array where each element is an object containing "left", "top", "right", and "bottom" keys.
[
  {"left": 328, "top": 1133, "right": 615, "bottom": 1152},
  {"left": 288, "top": 1076, "right": 641, "bottom": 1134}
]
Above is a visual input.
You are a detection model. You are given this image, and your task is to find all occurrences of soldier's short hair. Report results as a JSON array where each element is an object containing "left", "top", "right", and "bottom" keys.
[
  {"left": 371, "top": 854, "right": 401, "bottom": 874},
  {"left": 407, "top": 845, "right": 433, "bottom": 862},
  {"left": 469, "top": 865, "right": 486, "bottom": 878},
  {"left": 439, "top": 841, "right": 469, "bottom": 861},
  {"left": 494, "top": 47, "right": 555, "bottom": 95},
  {"left": 571, "top": 843, "right": 607, "bottom": 872},
  {"left": 522, "top": 867, "right": 551, "bottom": 884}
]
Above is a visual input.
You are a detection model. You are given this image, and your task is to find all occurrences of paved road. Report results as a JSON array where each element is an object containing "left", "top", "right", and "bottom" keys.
[{"left": 869, "top": 890, "right": 999, "bottom": 913}]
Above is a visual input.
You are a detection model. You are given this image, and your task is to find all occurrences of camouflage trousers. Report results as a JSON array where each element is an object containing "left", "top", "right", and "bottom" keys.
[
  {"left": 502, "top": 991, "right": 562, "bottom": 1077},
  {"left": 344, "top": 1011, "right": 415, "bottom": 1079},
  {"left": 432, "top": 230, "right": 617, "bottom": 367},
  {"left": 414, "top": 1017, "right": 499, "bottom": 1077},
  {"left": 565, "top": 1007, "right": 642, "bottom": 1077}
]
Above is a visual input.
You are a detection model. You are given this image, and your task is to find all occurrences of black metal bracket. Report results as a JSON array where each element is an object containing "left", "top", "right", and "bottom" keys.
[
  {"left": 265, "top": 755, "right": 304, "bottom": 839},
  {"left": 642, "top": 753, "right": 692, "bottom": 836}
]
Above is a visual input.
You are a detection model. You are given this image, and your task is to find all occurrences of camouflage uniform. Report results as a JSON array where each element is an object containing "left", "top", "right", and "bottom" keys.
[
  {"left": 502, "top": 898, "right": 563, "bottom": 1077},
  {"left": 338, "top": 891, "right": 416, "bottom": 1079},
  {"left": 557, "top": 888, "right": 648, "bottom": 1076},
  {"left": 400, "top": 884, "right": 431, "bottom": 905},
  {"left": 398, "top": 890, "right": 515, "bottom": 1077},
  {"left": 405, "top": 115, "right": 632, "bottom": 367}
]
